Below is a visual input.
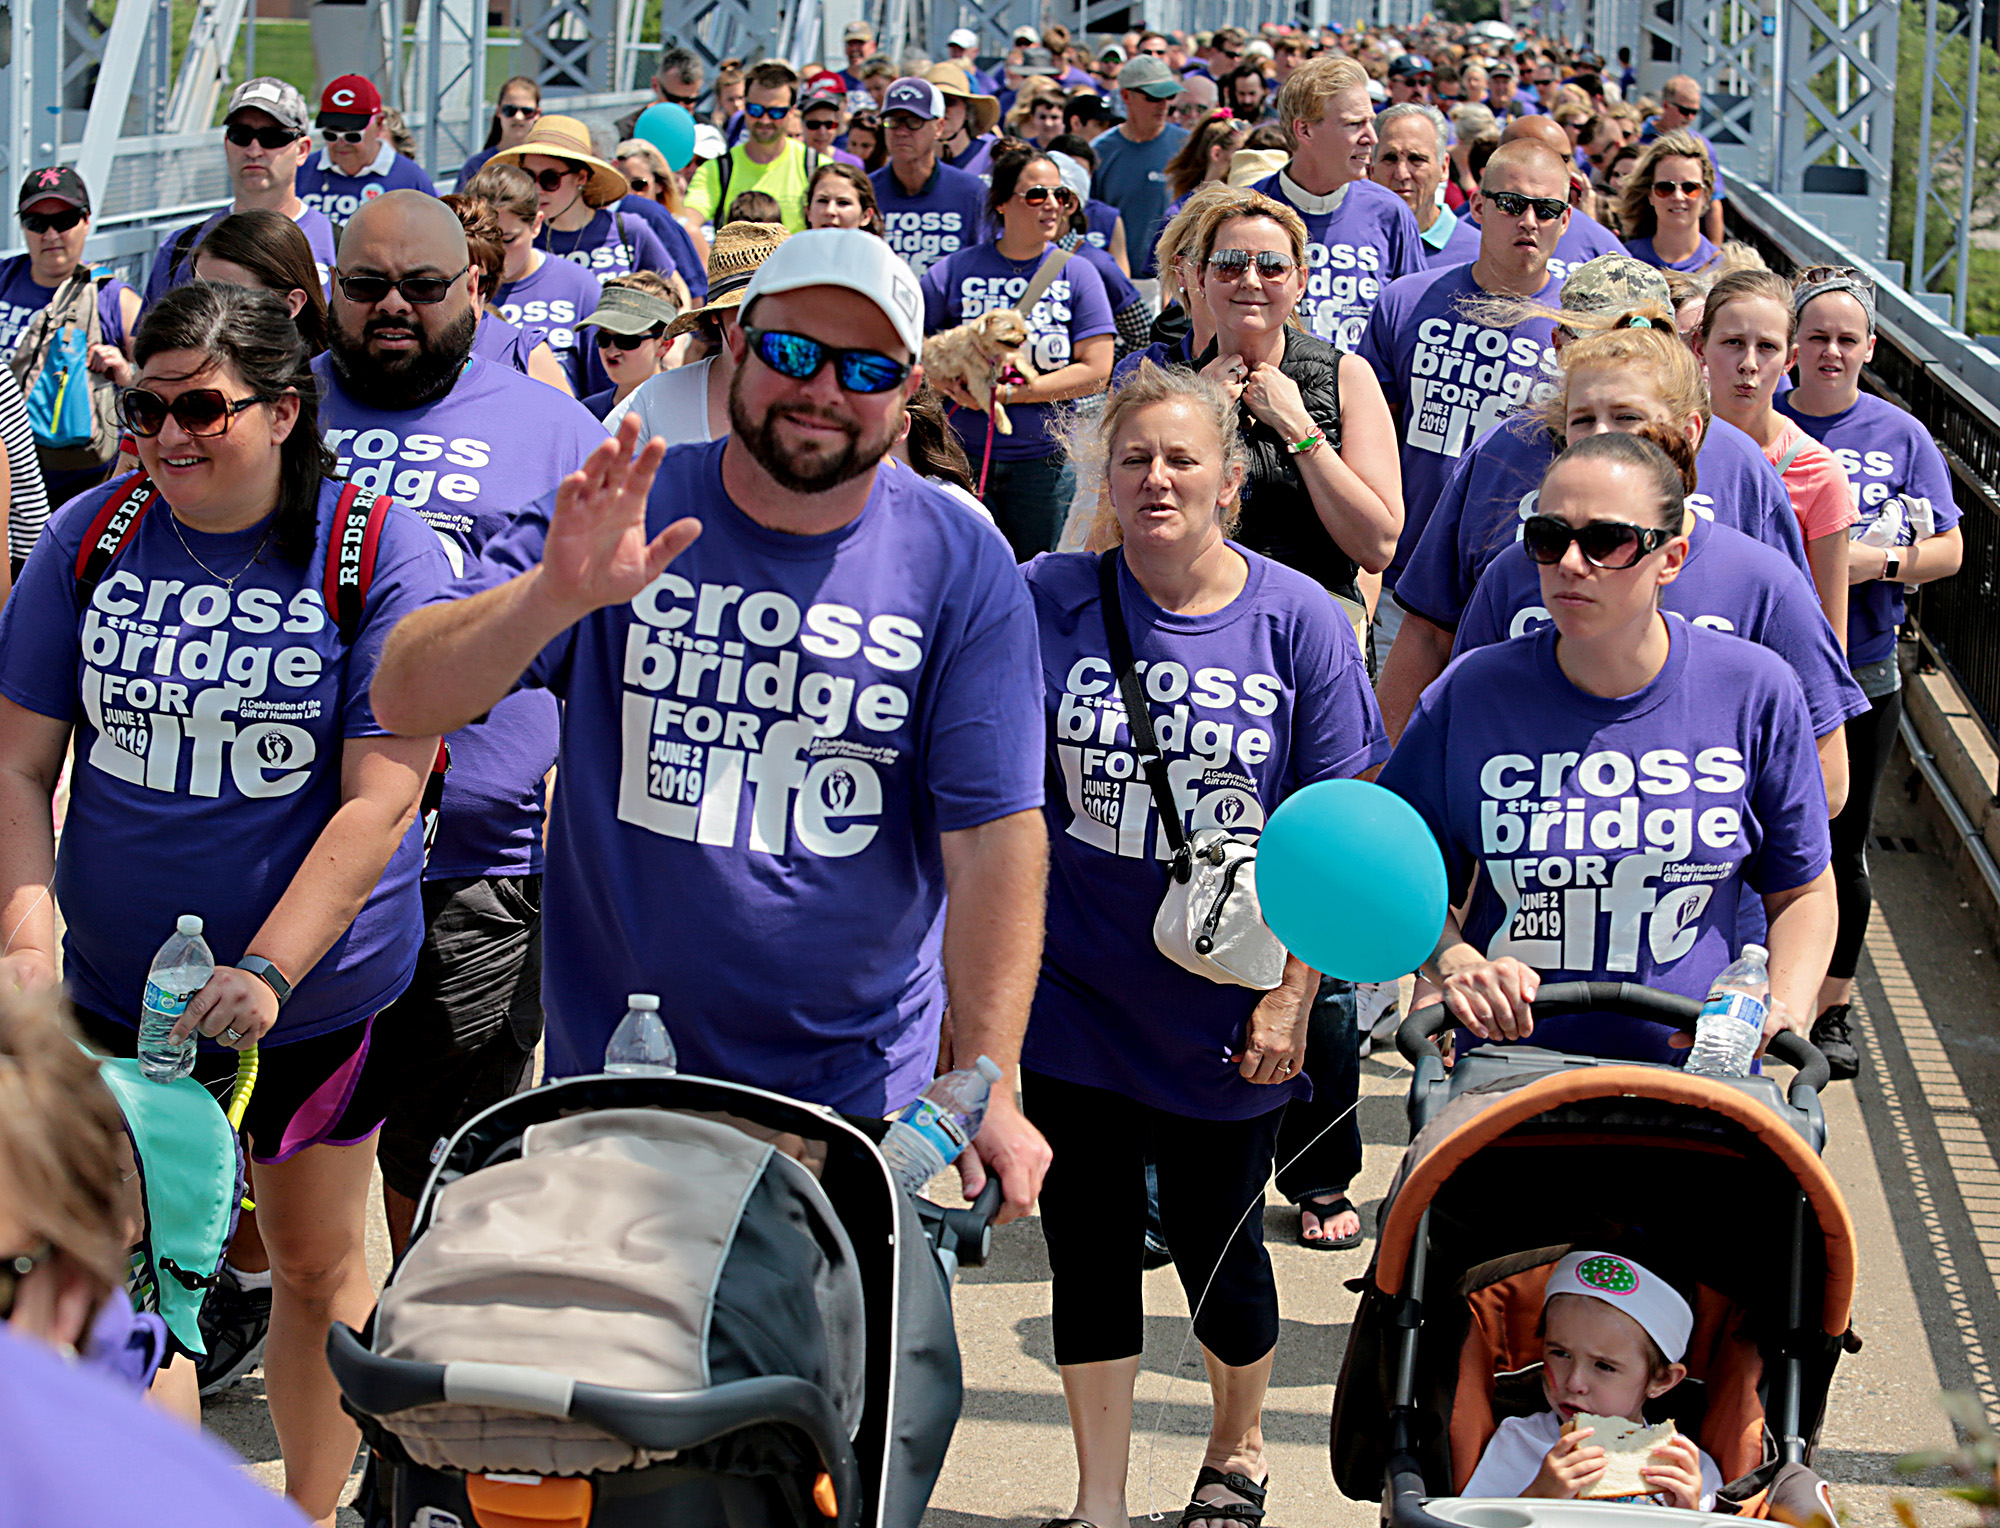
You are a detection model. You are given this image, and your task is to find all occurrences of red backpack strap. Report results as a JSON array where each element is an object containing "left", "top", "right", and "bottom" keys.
[
  {"left": 73, "top": 474, "right": 161, "bottom": 609},
  {"left": 323, "top": 483, "right": 393, "bottom": 644}
]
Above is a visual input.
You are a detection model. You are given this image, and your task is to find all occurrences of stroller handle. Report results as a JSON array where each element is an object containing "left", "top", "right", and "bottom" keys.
[
  {"left": 1396, "top": 982, "right": 1832, "bottom": 1095},
  {"left": 327, "top": 1324, "right": 863, "bottom": 1528}
]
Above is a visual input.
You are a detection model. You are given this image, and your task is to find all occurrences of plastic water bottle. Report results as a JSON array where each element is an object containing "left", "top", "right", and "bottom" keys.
[
  {"left": 137, "top": 915, "right": 213, "bottom": 1083},
  {"left": 604, "top": 994, "right": 677, "bottom": 1075},
  {"left": 1685, "top": 943, "right": 1770, "bottom": 1077},
  {"left": 880, "top": 1056, "right": 1004, "bottom": 1195}
]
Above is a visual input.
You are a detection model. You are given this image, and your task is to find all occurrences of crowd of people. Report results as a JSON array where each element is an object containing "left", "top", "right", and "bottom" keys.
[{"left": 0, "top": 16, "right": 1964, "bottom": 1528}]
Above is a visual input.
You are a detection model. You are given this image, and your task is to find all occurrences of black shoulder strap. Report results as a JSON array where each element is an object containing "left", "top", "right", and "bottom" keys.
[
  {"left": 168, "top": 220, "right": 205, "bottom": 284},
  {"left": 1098, "top": 548, "right": 1190, "bottom": 867},
  {"left": 74, "top": 474, "right": 161, "bottom": 608},
  {"left": 614, "top": 207, "right": 632, "bottom": 264},
  {"left": 715, "top": 150, "right": 735, "bottom": 217}
]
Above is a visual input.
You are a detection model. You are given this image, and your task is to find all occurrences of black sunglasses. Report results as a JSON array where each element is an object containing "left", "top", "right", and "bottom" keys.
[
  {"left": 628, "top": 175, "right": 655, "bottom": 192},
  {"left": 1651, "top": 179, "right": 1704, "bottom": 198},
  {"left": 225, "top": 123, "right": 303, "bottom": 149},
  {"left": 1522, "top": 514, "right": 1673, "bottom": 569},
  {"left": 597, "top": 327, "right": 666, "bottom": 350},
  {"left": 322, "top": 127, "right": 368, "bottom": 144},
  {"left": 531, "top": 165, "right": 581, "bottom": 192},
  {"left": 21, "top": 207, "right": 86, "bottom": 234},
  {"left": 1207, "top": 247, "right": 1298, "bottom": 280},
  {"left": 498, "top": 103, "right": 540, "bottom": 119},
  {"left": 1482, "top": 188, "right": 1568, "bottom": 221},
  {"left": 120, "top": 387, "right": 278, "bottom": 439},
  {"left": 744, "top": 326, "right": 910, "bottom": 393},
  {"left": 334, "top": 264, "right": 470, "bottom": 305},
  {"left": 0, "top": 1245, "right": 51, "bottom": 1321},
  {"left": 662, "top": 91, "right": 701, "bottom": 108}
]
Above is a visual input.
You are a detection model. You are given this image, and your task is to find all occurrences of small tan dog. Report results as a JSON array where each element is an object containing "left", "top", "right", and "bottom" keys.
[{"left": 922, "top": 310, "right": 1039, "bottom": 435}]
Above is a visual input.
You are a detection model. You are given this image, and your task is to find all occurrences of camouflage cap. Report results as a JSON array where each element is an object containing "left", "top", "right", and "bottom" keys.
[{"left": 1561, "top": 252, "right": 1673, "bottom": 317}]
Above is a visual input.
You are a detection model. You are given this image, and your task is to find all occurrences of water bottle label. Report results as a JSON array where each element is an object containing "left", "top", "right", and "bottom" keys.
[
  {"left": 143, "top": 981, "right": 192, "bottom": 1019},
  {"left": 897, "top": 1097, "right": 971, "bottom": 1163},
  {"left": 1700, "top": 990, "right": 1765, "bottom": 1032}
]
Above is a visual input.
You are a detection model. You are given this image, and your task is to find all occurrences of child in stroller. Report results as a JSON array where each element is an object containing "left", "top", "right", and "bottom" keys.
[{"left": 1462, "top": 1250, "right": 1719, "bottom": 1509}]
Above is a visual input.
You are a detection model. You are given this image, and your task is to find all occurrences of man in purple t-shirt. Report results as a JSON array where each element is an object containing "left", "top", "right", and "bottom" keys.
[
  {"left": 871, "top": 77, "right": 991, "bottom": 275},
  {"left": 1433, "top": 115, "right": 1627, "bottom": 283},
  {"left": 370, "top": 230, "right": 1054, "bottom": 1223},
  {"left": 295, "top": 74, "right": 438, "bottom": 221},
  {"left": 1254, "top": 55, "right": 1428, "bottom": 348},
  {"left": 317, "top": 191, "right": 607, "bottom": 1250}
]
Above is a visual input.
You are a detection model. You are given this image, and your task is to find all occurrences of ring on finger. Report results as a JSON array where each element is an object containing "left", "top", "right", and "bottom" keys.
[{"left": 222, "top": 1026, "right": 241, "bottom": 1042}]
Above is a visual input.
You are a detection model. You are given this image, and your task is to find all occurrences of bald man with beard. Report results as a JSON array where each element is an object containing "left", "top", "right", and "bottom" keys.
[
  {"left": 312, "top": 189, "right": 611, "bottom": 1252},
  {"left": 1430, "top": 114, "right": 1627, "bottom": 281}
]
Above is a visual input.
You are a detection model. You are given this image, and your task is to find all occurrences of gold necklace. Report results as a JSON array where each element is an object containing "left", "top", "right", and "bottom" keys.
[{"left": 171, "top": 511, "right": 276, "bottom": 592}]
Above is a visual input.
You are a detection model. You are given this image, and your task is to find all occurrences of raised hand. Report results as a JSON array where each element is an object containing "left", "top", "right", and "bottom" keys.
[{"left": 538, "top": 414, "right": 701, "bottom": 619}]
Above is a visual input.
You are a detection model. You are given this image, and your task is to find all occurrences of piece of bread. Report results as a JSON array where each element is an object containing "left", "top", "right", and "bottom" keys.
[{"left": 1561, "top": 1413, "right": 1677, "bottom": 1499}]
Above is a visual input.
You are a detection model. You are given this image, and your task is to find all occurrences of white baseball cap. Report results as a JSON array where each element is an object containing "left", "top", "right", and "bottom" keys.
[
  {"left": 1013, "top": 25, "right": 1040, "bottom": 43},
  {"left": 948, "top": 27, "right": 979, "bottom": 49},
  {"left": 1048, "top": 150, "right": 1092, "bottom": 206},
  {"left": 740, "top": 229, "right": 925, "bottom": 359}
]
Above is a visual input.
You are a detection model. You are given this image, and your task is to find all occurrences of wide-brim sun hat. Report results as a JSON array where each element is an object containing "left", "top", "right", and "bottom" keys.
[
  {"left": 923, "top": 62, "right": 1001, "bottom": 136},
  {"left": 1226, "top": 148, "right": 1291, "bottom": 187},
  {"left": 489, "top": 114, "right": 629, "bottom": 206},
  {"left": 666, "top": 221, "right": 790, "bottom": 336}
]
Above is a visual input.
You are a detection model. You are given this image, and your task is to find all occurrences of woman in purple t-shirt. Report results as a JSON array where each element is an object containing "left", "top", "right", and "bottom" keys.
[
  {"left": 0, "top": 283, "right": 448, "bottom": 1524},
  {"left": 1022, "top": 364, "right": 1386, "bottom": 1528},
  {"left": 1381, "top": 433, "right": 1838, "bottom": 1060},
  {"left": 1617, "top": 133, "right": 1720, "bottom": 275}
]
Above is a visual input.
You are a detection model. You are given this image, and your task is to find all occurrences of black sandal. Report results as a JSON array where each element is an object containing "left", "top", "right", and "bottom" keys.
[
  {"left": 1177, "top": 1465, "right": 1268, "bottom": 1528},
  {"left": 1297, "top": 1193, "right": 1363, "bottom": 1251}
]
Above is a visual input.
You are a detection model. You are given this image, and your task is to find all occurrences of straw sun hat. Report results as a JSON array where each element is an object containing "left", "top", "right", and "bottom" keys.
[
  {"left": 489, "top": 114, "right": 629, "bottom": 207},
  {"left": 666, "top": 221, "right": 790, "bottom": 337}
]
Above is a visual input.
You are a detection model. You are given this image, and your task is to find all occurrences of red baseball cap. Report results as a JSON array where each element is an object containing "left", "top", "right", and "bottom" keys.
[{"left": 317, "top": 74, "right": 382, "bottom": 125}]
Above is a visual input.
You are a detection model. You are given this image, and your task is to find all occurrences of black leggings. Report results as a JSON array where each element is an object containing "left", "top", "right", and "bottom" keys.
[
  {"left": 1829, "top": 683, "right": 1903, "bottom": 981},
  {"left": 1024, "top": 1069, "right": 1283, "bottom": 1368},
  {"left": 1273, "top": 979, "right": 1361, "bottom": 1204}
]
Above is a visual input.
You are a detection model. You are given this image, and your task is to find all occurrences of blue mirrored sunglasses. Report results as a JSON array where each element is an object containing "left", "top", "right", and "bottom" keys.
[{"left": 744, "top": 327, "right": 911, "bottom": 394}]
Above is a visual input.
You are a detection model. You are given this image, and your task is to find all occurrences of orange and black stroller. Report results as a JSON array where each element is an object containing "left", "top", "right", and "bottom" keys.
[{"left": 1331, "top": 983, "right": 1858, "bottom": 1528}]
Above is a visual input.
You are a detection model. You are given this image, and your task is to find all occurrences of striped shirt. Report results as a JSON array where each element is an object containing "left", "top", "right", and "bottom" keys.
[{"left": 0, "top": 362, "right": 49, "bottom": 564}]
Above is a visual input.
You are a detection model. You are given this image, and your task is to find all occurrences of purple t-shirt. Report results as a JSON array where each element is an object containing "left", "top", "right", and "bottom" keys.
[
  {"left": 1455, "top": 516, "right": 1869, "bottom": 738},
  {"left": 1435, "top": 207, "right": 1626, "bottom": 284},
  {"left": 1356, "top": 263, "right": 1563, "bottom": 584},
  {"left": 493, "top": 252, "right": 605, "bottom": 393},
  {"left": 1393, "top": 413, "right": 1813, "bottom": 630},
  {"left": 613, "top": 195, "right": 710, "bottom": 301},
  {"left": 141, "top": 206, "right": 339, "bottom": 305},
  {"left": 1068, "top": 237, "right": 1142, "bottom": 312},
  {"left": 541, "top": 207, "right": 673, "bottom": 288},
  {"left": 1776, "top": 389, "right": 1960, "bottom": 667},
  {"left": 314, "top": 352, "right": 607, "bottom": 880},
  {"left": 295, "top": 148, "right": 438, "bottom": 220},
  {"left": 470, "top": 311, "right": 544, "bottom": 375},
  {"left": 1084, "top": 199, "right": 1121, "bottom": 253},
  {"left": 946, "top": 133, "right": 998, "bottom": 176},
  {"left": 872, "top": 162, "right": 991, "bottom": 275},
  {"left": 1379, "top": 617, "right": 1832, "bottom": 1063},
  {"left": 1625, "top": 233, "right": 1720, "bottom": 274},
  {"left": 0, "top": 257, "right": 130, "bottom": 363},
  {"left": 1252, "top": 173, "right": 1429, "bottom": 349},
  {"left": 442, "top": 439, "right": 1046, "bottom": 1106},
  {"left": 1023, "top": 548, "right": 1388, "bottom": 1118},
  {"left": 0, "top": 475, "right": 449, "bottom": 1043},
  {"left": 921, "top": 240, "right": 1115, "bottom": 461},
  {"left": 457, "top": 146, "right": 498, "bottom": 186}
]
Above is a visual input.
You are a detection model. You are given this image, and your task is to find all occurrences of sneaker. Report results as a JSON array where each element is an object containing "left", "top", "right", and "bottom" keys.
[
  {"left": 194, "top": 1264, "right": 271, "bottom": 1397},
  {"left": 1359, "top": 981, "right": 1403, "bottom": 1049},
  {"left": 1810, "top": 1004, "right": 1861, "bottom": 1082}
]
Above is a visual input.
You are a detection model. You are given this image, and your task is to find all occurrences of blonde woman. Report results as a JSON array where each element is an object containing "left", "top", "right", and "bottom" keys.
[{"left": 1619, "top": 131, "right": 1720, "bottom": 273}]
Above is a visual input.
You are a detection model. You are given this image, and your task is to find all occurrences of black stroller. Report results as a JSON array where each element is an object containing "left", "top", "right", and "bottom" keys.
[
  {"left": 329, "top": 1073, "right": 999, "bottom": 1528},
  {"left": 1330, "top": 984, "right": 1858, "bottom": 1528}
]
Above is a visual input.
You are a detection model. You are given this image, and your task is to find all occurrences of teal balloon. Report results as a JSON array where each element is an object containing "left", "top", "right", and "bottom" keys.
[
  {"left": 1256, "top": 779, "right": 1448, "bottom": 983},
  {"left": 636, "top": 102, "right": 697, "bottom": 172}
]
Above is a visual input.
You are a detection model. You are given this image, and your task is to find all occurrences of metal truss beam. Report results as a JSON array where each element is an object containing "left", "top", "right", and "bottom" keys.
[
  {"left": 1771, "top": 0, "right": 1898, "bottom": 259},
  {"left": 1910, "top": 0, "right": 1985, "bottom": 329},
  {"left": 168, "top": 0, "right": 252, "bottom": 134}
]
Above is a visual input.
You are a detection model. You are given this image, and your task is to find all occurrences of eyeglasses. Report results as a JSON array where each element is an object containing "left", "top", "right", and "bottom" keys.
[
  {"left": 1206, "top": 247, "right": 1298, "bottom": 280},
  {"left": 0, "top": 1245, "right": 51, "bottom": 1321},
  {"left": 530, "top": 166, "right": 581, "bottom": 192},
  {"left": 225, "top": 123, "right": 303, "bottom": 150},
  {"left": 743, "top": 101, "right": 793, "bottom": 119},
  {"left": 20, "top": 207, "right": 86, "bottom": 234},
  {"left": 597, "top": 327, "right": 666, "bottom": 350},
  {"left": 1017, "top": 184, "right": 1077, "bottom": 205},
  {"left": 1521, "top": 514, "right": 1673, "bottom": 569},
  {"left": 744, "top": 326, "right": 910, "bottom": 393},
  {"left": 1651, "top": 179, "right": 1704, "bottom": 198},
  {"left": 322, "top": 127, "right": 369, "bottom": 144},
  {"left": 498, "top": 103, "right": 540, "bottom": 120},
  {"left": 1481, "top": 188, "right": 1568, "bottom": 221},
  {"left": 334, "top": 264, "right": 470, "bottom": 305},
  {"left": 120, "top": 387, "right": 277, "bottom": 438}
]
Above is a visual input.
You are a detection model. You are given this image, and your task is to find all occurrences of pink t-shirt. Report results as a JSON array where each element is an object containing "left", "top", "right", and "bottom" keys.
[{"left": 1765, "top": 417, "right": 1858, "bottom": 542}]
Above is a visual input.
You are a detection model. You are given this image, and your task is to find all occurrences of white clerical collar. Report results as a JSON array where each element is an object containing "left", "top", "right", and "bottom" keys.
[
  {"left": 1277, "top": 171, "right": 1350, "bottom": 216},
  {"left": 314, "top": 141, "right": 397, "bottom": 178}
]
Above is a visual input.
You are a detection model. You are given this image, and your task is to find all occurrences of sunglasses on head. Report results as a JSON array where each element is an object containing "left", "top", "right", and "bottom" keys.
[
  {"left": 1482, "top": 188, "right": 1568, "bottom": 221},
  {"left": 531, "top": 165, "right": 581, "bottom": 192},
  {"left": 120, "top": 387, "right": 277, "bottom": 439},
  {"left": 21, "top": 207, "right": 85, "bottom": 234},
  {"left": 597, "top": 327, "right": 665, "bottom": 350},
  {"left": 1017, "top": 184, "right": 1076, "bottom": 205},
  {"left": 743, "top": 101, "right": 793, "bottom": 119},
  {"left": 1521, "top": 513, "right": 1672, "bottom": 569},
  {"left": 1651, "top": 179, "right": 1704, "bottom": 198},
  {"left": 225, "top": 122, "right": 302, "bottom": 149},
  {"left": 744, "top": 326, "right": 910, "bottom": 393},
  {"left": 0, "top": 1245, "right": 51, "bottom": 1321},
  {"left": 1207, "top": 247, "right": 1297, "bottom": 280},
  {"left": 334, "top": 264, "right": 470, "bottom": 305},
  {"left": 322, "top": 127, "right": 368, "bottom": 144}
]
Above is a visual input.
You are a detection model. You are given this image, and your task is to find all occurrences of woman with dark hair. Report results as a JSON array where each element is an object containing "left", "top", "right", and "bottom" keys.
[
  {"left": 441, "top": 193, "right": 577, "bottom": 394},
  {"left": 467, "top": 161, "right": 605, "bottom": 393},
  {"left": 186, "top": 209, "right": 331, "bottom": 356},
  {"left": 1164, "top": 112, "right": 1251, "bottom": 203},
  {"left": 458, "top": 75, "right": 542, "bottom": 186},
  {"left": 844, "top": 110, "right": 886, "bottom": 172},
  {"left": 0, "top": 280, "right": 449, "bottom": 1527},
  {"left": 804, "top": 161, "right": 885, "bottom": 235},
  {"left": 921, "top": 142, "right": 1115, "bottom": 558}
]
